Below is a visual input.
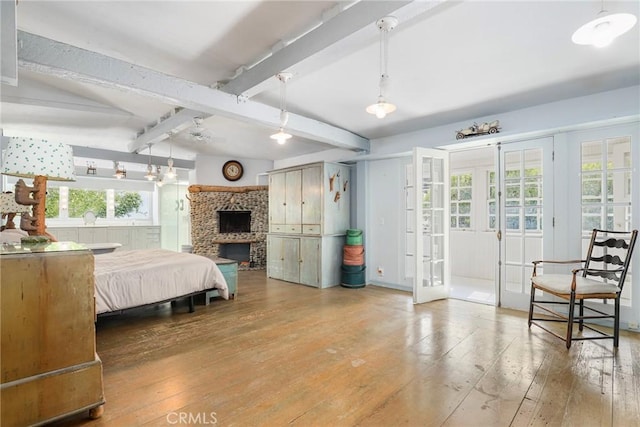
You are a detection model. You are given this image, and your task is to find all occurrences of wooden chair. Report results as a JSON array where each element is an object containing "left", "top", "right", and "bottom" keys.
[{"left": 528, "top": 229, "right": 638, "bottom": 348}]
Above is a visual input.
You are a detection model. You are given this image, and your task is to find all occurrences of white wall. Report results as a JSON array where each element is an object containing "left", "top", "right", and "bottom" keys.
[
  {"left": 360, "top": 86, "right": 639, "bottom": 291},
  {"left": 194, "top": 155, "right": 273, "bottom": 186}
]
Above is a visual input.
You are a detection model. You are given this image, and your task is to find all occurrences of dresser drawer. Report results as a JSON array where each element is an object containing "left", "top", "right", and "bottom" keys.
[{"left": 302, "top": 224, "right": 320, "bottom": 234}]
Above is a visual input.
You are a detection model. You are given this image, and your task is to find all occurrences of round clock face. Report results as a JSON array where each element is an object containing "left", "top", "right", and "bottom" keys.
[{"left": 223, "top": 160, "right": 243, "bottom": 181}]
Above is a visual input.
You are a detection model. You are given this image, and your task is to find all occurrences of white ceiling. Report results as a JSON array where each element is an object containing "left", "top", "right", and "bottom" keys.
[{"left": 1, "top": 0, "right": 639, "bottom": 162}]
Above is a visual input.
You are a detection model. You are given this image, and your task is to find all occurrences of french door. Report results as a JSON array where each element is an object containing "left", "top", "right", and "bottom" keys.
[
  {"left": 498, "top": 137, "right": 554, "bottom": 310},
  {"left": 408, "top": 147, "right": 450, "bottom": 304}
]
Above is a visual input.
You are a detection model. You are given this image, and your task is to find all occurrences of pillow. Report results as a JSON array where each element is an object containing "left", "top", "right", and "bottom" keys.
[{"left": 0, "top": 228, "right": 29, "bottom": 243}]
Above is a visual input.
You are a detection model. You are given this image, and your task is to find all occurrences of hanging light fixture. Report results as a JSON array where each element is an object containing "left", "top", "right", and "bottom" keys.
[
  {"left": 270, "top": 72, "right": 293, "bottom": 145},
  {"left": 366, "top": 16, "right": 398, "bottom": 119},
  {"left": 156, "top": 165, "right": 164, "bottom": 187},
  {"left": 113, "top": 161, "right": 126, "bottom": 179},
  {"left": 165, "top": 133, "right": 176, "bottom": 180},
  {"left": 144, "top": 143, "right": 156, "bottom": 181},
  {"left": 572, "top": 0, "right": 637, "bottom": 48}
]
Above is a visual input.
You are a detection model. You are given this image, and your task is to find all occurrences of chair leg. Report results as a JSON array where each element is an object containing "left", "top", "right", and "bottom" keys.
[
  {"left": 566, "top": 292, "right": 576, "bottom": 349},
  {"left": 614, "top": 297, "right": 620, "bottom": 348},
  {"left": 528, "top": 283, "right": 536, "bottom": 327},
  {"left": 578, "top": 299, "right": 584, "bottom": 331}
]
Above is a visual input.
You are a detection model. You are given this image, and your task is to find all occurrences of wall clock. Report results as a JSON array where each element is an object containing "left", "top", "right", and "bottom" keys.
[{"left": 222, "top": 160, "right": 244, "bottom": 181}]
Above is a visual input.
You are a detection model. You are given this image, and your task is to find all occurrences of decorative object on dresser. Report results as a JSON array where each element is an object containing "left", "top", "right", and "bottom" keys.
[
  {"left": 1, "top": 137, "right": 76, "bottom": 238},
  {"left": 0, "top": 243, "right": 105, "bottom": 425},
  {"left": 267, "top": 161, "right": 351, "bottom": 288}
]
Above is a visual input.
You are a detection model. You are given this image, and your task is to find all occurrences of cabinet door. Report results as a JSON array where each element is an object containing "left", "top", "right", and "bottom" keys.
[
  {"left": 269, "top": 172, "right": 286, "bottom": 229},
  {"left": 282, "top": 237, "right": 300, "bottom": 283},
  {"left": 300, "top": 237, "right": 320, "bottom": 287},
  {"left": 78, "top": 227, "right": 107, "bottom": 243},
  {"left": 285, "top": 170, "right": 302, "bottom": 232},
  {"left": 302, "top": 165, "right": 322, "bottom": 231},
  {"left": 107, "top": 227, "right": 132, "bottom": 250},
  {"left": 50, "top": 228, "right": 78, "bottom": 242},
  {"left": 267, "top": 235, "right": 284, "bottom": 280}
]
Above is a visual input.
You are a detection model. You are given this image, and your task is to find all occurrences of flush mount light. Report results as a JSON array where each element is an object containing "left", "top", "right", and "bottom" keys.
[
  {"left": 270, "top": 72, "right": 293, "bottom": 144},
  {"left": 366, "top": 16, "right": 398, "bottom": 119},
  {"left": 572, "top": 1, "right": 637, "bottom": 47}
]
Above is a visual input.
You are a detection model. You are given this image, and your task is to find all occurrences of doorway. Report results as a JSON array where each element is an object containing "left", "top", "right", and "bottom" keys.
[{"left": 449, "top": 146, "right": 497, "bottom": 305}]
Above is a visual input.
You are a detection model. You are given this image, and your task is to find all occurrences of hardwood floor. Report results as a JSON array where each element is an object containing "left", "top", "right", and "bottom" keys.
[{"left": 55, "top": 271, "right": 639, "bottom": 427}]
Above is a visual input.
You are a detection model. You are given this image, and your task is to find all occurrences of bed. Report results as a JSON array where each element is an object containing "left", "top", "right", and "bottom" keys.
[{"left": 93, "top": 249, "right": 229, "bottom": 315}]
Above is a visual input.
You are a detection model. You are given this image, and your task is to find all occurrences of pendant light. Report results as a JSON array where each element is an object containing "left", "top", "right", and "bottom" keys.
[
  {"left": 366, "top": 16, "right": 398, "bottom": 119},
  {"left": 144, "top": 143, "right": 156, "bottom": 181},
  {"left": 270, "top": 72, "right": 293, "bottom": 145},
  {"left": 156, "top": 165, "right": 164, "bottom": 187},
  {"left": 113, "top": 161, "right": 126, "bottom": 179},
  {"left": 165, "top": 133, "right": 176, "bottom": 180},
  {"left": 572, "top": 0, "right": 637, "bottom": 47}
]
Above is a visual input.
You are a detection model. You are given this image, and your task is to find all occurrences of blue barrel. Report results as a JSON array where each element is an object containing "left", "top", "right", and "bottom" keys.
[{"left": 341, "top": 265, "right": 366, "bottom": 288}]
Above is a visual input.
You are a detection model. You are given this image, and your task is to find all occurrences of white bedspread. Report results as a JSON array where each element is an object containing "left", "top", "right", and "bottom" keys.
[{"left": 94, "top": 249, "right": 228, "bottom": 314}]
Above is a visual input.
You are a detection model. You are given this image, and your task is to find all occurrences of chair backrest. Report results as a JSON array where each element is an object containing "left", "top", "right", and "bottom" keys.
[{"left": 583, "top": 229, "right": 638, "bottom": 291}]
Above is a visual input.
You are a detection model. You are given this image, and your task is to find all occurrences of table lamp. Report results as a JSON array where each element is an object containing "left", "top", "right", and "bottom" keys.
[
  {"left": 1, "top": 137, "right": 75, "bottom": 236},
  {"left": 0, "top": 192, "right": 32, "bottom": 230}
]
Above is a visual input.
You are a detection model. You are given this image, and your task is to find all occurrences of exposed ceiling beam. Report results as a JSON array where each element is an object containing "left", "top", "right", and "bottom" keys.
[
  {"left": 17, "top": 31, "right": 369, "bottom": 153},
  {"left": 71, "top": 145, "right": 195, "bottom": 169},
  {"left": 221, "top": 0, "right": 412, "bottom": 97},
  {"left": 129, "top": 108, "right": 206, "bottom": 153}
]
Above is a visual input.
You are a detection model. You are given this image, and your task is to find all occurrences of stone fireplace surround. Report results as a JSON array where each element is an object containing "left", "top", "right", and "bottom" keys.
[{"left": 188, "top": 185, "right": 268, "bottom": 270}]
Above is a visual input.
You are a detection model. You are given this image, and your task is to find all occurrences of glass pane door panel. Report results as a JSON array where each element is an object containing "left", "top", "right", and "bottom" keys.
[{"left": 499, "top": 139, "right": 551, "bottom": 310}]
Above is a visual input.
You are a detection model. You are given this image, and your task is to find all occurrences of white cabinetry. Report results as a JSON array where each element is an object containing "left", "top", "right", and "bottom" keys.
[
  {"left": 50, "top": 226, "right": 160, "bottom": 250},
  {"left": 267, "top": 162, "right": 350, "bottom": 288}
]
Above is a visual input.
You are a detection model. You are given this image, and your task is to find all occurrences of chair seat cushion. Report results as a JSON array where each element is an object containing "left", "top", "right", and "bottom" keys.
[{"left": 532, "top": 274, "right": 620, "bottom": 295}]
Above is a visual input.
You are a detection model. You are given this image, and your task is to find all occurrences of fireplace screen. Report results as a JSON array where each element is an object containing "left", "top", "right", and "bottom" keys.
[{"left": 218, "top": 211, "right": 251, "bottom": 233}]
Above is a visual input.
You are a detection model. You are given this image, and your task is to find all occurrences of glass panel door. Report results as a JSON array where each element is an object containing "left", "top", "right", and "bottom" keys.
[
  {"left": 159, "top": 172, "right": 190, "bottom": 252},
  {"left": 413, "top": 147, "right": 449, "bottom": 304},
  {"left": 499, "top": 138, "right": 553, "bottom": 310}
]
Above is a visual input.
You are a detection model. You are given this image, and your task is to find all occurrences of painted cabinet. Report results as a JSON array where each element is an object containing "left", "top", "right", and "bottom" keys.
[
  {"left": 267, "top": 162, "right": 351, "bottom": 288},
  {"left": 49, "top": 226, "right": 160, "bottom": 250}
]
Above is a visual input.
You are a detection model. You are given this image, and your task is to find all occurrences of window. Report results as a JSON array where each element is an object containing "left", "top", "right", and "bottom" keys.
[
  {"left": 43, "top": 186, "right": 151, "bottom": 221},
  {"left": 450, "top": 172, "right": 472, "bottom": 229},
  {"left": 581, "top": 137, "right": 632, "bottom": 232},
  {"left": 488, "top": 171, "right": 497, "bottom": 229}
]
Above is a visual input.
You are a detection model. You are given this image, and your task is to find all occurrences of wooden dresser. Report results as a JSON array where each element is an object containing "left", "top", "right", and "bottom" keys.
[{"left": 0, "top": 243, "right": 105, "bottom": 426}]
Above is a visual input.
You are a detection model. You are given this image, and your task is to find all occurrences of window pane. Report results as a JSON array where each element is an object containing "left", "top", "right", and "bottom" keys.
[
  {"left": 459, "top": 216, "right": 471, "bottom": 228},
  {"left": 69, "top": 189, "right": 106, "bottom": 218},
  {"left": 45, "top": 188, "right": 60, "bottom": 218},
  {"left": 459, "top": 202, "right": 471, "bottom": 214},
  {"left": 582, "top": 140, "right": 602, "bottom": 171},
  {"left": 114, "top": 191, "right": 151, "bottom": 219},
  {"left": 459, "top": 188, "right": 472, "bottom": 200}
]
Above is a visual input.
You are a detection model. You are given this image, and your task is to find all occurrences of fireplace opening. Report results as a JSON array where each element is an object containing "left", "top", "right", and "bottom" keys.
[
  {"left": 218, "top": 210, "right": 251, "bottom": 233},
  {"left": 219, "top": 243, "right": 250, "bottom": 263}
]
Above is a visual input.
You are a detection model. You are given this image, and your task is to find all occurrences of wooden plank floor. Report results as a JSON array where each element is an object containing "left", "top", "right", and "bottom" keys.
[{"left": 54, "top": 271, "right": 640, "bottom": 427}]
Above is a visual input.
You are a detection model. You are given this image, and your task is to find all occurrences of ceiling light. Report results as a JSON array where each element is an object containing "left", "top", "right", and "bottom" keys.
[
  {"left": 144, "top": 143, "right": 156, "bottom": 181},
  {"left": 270, "top": 72, "right": 293, "bottom": 144},
  {"left": 164, "top": 132, "right": 176, "bottom": 180},
  {"left": 156, "top": 165, "right": 164, "bottom": 187},
  {"left": 113, "top": 161, "right": 126, "bottom": 179},
  {"left": 86, "top": 161, "right": 97, "bottom": 175},
  {"left": 367, "top": 16, "right": 398, "bottom": 119},
  {"left": 572, "top": 1, "right": 637, "bottom": 47},
  {"left": 270, "top": 128, "right": 292, "bottom": 145}
]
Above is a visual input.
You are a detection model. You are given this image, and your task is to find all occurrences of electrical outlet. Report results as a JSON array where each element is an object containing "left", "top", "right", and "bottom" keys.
[
  {"left": 628, "top": 321, "right": 639, "bottom": 330},
  {"left": 377, "top": 266, "right": 384, "bottom": 276}
]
